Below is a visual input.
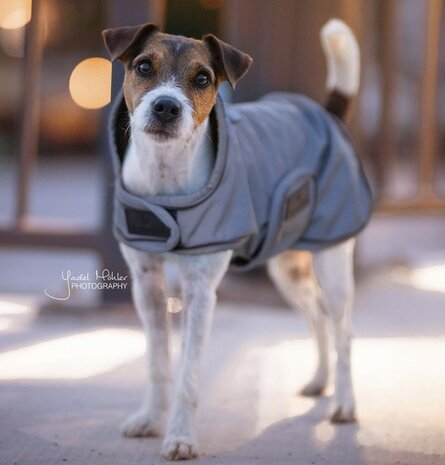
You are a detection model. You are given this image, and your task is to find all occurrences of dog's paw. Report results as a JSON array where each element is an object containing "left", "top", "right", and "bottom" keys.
[
  {"left": 330, "top": 404, "right": 356, "bottom": 424},
  {"left": 300, "top": 379, "right": 327, "bottom": 397},
  {"left": 161, "top": 436, "right": 198, "bottom": 461},
  {"left": 121, "top": 410, "right": 163, "bottom": 437}
]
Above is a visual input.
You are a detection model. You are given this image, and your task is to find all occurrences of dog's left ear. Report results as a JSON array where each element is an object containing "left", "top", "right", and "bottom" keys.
[
  {"left": 102, "top": 23, "right": 159, "bottom": 62},
  {"left": 202, "top": 34, "right": 253, "bottom": 89}
]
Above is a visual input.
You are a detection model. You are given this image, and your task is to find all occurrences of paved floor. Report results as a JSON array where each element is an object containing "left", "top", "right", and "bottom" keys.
[
  {"left": 0, "top": 265, "right": 445, "bottom": 465},
  {"left": 1, "top": 159, "right": 445, "bottom": 464}
]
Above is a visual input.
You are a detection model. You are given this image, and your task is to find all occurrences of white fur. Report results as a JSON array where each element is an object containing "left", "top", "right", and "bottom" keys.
[
  {"left": 124, "top": 81, "right": 214, "bottom": 197},
  {"left": 321, "top": 19, "right": 360, "bottom": 96},
  {"left": 119, "top": 19, "right": 360, "bottom": 460},
  {"left": 267, "top": 239, "right": 356, "bottom": 421}
]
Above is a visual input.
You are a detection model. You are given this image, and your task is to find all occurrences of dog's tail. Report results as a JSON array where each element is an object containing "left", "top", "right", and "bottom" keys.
[{"left": 321, "top": 19, "right": 360, "bottom": 121}]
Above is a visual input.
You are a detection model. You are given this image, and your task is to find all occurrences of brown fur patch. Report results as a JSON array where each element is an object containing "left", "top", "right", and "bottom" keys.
[
  {"left": 122, "top": 32, "right": 218, "bottom": 125},
  {"left": 278, "top": 251, "right": 314, "bottom": 281}
]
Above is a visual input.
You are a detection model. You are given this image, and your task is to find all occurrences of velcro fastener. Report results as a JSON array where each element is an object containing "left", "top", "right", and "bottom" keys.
[{"left": 125, "top": 207, "right": 171, "bottom": 240}]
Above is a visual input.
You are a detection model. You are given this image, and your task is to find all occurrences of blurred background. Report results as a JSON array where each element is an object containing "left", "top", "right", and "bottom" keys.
[
  {"left": 0, "top": 0, "right": 444, "bottom": 304},
  {"left": 0, "top": 1, "right": 444, "bottom": 464}
]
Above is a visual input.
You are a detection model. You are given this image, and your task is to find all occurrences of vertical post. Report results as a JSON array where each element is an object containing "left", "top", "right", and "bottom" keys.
[
  {"left": 418, "top": 0, "right": 442, "bottom": 200},
  {"left": 16, "top": 0, "right": 44, "bottom": 226},
  {"left": 377, "top": 0, "right": 397, "bottom": 196},
  {"left": 147, "top": 0, "right": 166, "bottom": 24}
]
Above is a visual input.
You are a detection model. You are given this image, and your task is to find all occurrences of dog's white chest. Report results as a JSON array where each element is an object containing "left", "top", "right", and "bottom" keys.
[{"left": 122, "top": 120, "right": 214, "bottom": 198}]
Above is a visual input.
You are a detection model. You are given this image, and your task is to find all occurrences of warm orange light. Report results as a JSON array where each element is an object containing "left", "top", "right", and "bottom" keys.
[
  {"left": 69, "top": 57, "right": 112, "bottom": 110},
  {"left": 0, "top": 0, "right": 32, "bottom": 30}
]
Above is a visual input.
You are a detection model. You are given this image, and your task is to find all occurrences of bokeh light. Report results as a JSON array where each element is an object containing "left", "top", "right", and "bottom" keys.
[
  {"left": 69, "top": 57, "right": 112, "bottom": 110},
  {"left": 167, "top": 297, "right": 183, "bottom": 313},
  {"left": 0, "top": 0, "right": 32, "bottom": 30}
]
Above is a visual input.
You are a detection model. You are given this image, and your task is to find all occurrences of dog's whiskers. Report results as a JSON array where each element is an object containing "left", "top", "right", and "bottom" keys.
[{"left": 193, "top": 120, "right": 213, "bottom": 144}]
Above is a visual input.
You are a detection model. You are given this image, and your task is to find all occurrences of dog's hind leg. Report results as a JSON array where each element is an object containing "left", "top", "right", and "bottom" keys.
[
  {"left": 162, "top": 251, "right": 231, "bottom": 461},
  {"left": 119, "top": 244, "right": 171, "bottom": 437},
  {"left": 268, "top": 251, "right": 329, "bottom": 397},
  {"left": 299, "top": 298, "right": 330, "bottom": 397},
  {"left": 313, "top": 239, "right": 356, "bottom": 423}
]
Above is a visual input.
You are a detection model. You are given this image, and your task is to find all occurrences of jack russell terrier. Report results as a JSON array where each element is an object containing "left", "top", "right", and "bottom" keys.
[{"left": 103, "top": 18, "right": 372, "bottom": 461}]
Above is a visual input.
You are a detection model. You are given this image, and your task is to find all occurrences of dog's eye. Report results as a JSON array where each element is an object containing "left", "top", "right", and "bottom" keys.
[
  {"left": 136, "top": 61, "right": 152, "bottom": 76},
  {"left": 195, "top": 73, "right": 210, "bottom": 87}
]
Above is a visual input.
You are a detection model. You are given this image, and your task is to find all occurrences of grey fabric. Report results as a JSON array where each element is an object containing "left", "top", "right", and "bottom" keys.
[{"left": 109, "top": 91, "right": 373, "bottom": 271}]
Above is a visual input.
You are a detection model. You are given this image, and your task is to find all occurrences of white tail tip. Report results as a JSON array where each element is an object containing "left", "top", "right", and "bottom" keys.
[{"left": 321, "top": 19, "right": 360, "bottom": 96}]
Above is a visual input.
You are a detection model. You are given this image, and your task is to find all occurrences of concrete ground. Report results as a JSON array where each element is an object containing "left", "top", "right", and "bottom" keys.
[
  {"left": 1, "top": 159, "right": 445, "bottom": 464},
  {"left": 1, "top": 260, "right": 445, "bottom": 465}
]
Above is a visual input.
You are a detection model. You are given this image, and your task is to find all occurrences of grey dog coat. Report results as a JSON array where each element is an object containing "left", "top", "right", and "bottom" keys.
[{"left": 109, "top": 91, "right": 373, "bottom": 271}]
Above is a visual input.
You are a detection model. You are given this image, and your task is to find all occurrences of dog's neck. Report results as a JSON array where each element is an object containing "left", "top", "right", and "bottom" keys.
[{"left": 123, "top": 117, "right": 215, "bottom": 197}]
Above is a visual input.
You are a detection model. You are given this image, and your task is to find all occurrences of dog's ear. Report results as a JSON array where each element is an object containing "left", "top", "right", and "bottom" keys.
[
  {"left": 102, "top": 23, "right": 159, "bottom": 62},
  {"left": 202, "top": 34, "right": 253, "bottom": 89}
]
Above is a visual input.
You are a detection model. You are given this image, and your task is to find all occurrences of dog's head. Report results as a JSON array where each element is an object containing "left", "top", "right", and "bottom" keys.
[{"left": 103, "top": 23, "right": 252, "bottom": 143}]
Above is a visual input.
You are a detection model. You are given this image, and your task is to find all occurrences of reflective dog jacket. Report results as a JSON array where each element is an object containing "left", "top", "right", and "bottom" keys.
[{"left": 109, "top": 91, "right": 373, "bottom": 271}]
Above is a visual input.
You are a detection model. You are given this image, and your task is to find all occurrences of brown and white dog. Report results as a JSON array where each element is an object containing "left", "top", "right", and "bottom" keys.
[{"left": 103, "top": 19, "right": 360, "bottom": 460}]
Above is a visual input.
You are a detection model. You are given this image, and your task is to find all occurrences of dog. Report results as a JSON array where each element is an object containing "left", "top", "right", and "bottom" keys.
[{"left": 103, "top": 18, "right": 366, "bottom": 460}]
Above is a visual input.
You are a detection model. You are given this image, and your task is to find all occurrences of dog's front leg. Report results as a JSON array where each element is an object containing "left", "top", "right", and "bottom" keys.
[
  {"left": 162, "top": 251, "right": 231, "bottom": 460},
  {"left": 119, "top": 244, "right": 170, "bottom": 437}
]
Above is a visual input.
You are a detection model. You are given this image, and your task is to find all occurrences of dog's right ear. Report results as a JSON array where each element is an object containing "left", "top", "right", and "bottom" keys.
[{"left": 102, "top": 23, "right": 159, "bottom": 62}]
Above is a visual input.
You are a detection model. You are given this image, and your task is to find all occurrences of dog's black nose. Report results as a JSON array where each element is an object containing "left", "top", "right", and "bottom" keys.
[{"left": 152, "top": 97, "right": 181, "bottom": 123}]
